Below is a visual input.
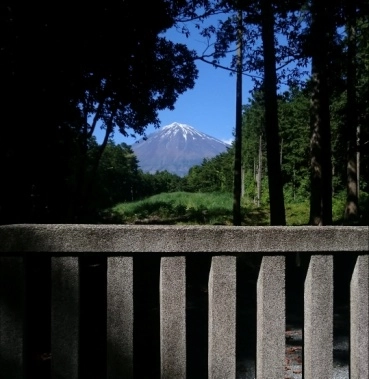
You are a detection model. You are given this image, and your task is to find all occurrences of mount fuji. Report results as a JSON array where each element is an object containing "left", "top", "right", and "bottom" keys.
[{"left": 131, "top": 122, "right": 231, "bottom": 177}]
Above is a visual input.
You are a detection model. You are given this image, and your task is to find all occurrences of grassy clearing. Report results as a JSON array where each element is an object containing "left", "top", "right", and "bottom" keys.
[
  {"left": 108, "top": 192, "right": 235, "bottom": 225},
  {"left": 101, "top": 191, "right": 368, "bottom": 225}
]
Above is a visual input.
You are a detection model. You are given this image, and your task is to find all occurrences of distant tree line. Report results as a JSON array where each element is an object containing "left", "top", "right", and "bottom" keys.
[{"left": 183, "top": 82, "right": 369, "bottom": 223}]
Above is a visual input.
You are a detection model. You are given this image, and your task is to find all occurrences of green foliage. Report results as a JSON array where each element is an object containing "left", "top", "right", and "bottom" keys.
[
  {"left": 331, "top": 190, "right": 369, "bottom": 225},
  {"left": 184, "top": 151, "right": 234, "bottom": 193},
  {"left": 136, "top": 170, "right": 185, "bottom": 199},
  {"left": 278, "top": 88, "right": 311, "bottom": 193},
  {"left": 332, "top": 190, "right": 347, "bottom": 223},
  {"left": 243, "top": 170, "right": 257, "bottom": 201},
  {"left": 284, "top": 202, "right": 310, "bottom": 226},
  {"left": 242, "top": 92, "right": 266, "bottom": 173},
  {"left": 89, "top": 142, "right": 140, "bottom": 209},
  {"left": 182, "top": 86, "right": 312, "bottom": 205}
]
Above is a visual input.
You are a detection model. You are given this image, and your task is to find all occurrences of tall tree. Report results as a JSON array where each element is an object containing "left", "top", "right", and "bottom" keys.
[
  {"left": 308, "top": 0, "right": 333, "bottom": 225},
  {"left": 355, "top": 15, "right": 369, "bottom": 201},
  {"left": 344, "top": 0, "right": 359, "bottom": 222},
  {"left": 260, "top": 0, "right": 286, "bottom": 225},
  {"left": 233, "top": 8, "right": 243, "bottom": 225}
]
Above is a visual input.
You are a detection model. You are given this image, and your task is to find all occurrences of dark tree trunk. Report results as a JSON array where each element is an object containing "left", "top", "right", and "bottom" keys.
[
  {"left": 260, "top": 0, "right": 286, "bottom": 225},
  {"left": 309, "top": 0, "right": 332, "bottom": 225},
  {"left": 344, "top": 0, "right": 359, "bottom": 223},
  {"left": 233, "top": 9, "right": 243, "bottom": 226}
]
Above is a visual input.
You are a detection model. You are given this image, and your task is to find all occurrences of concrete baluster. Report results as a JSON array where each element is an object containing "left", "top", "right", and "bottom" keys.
[
  {"left": 107, "top": 257, "right": 134, "bottom": 379},
  {"left": 256, "top": 255, "right": 285, "bottom": 378},
  {"left": 51, "top": 257, "right": 80, "bottom": 379},
  {"left": 350, "top": 254, "right": 369, "bottom": 379},
  {"left": 304, "top": 255, "right": 333, "bottom": 379},
  {"left": 0, "top": 257, "right": 25, "bottom": 379},
  {"left": 208, "top": 256, "right": 236, "bottom": 379},
  {"left": 160, "top": 256, "right": 186, "bottom": 379}
]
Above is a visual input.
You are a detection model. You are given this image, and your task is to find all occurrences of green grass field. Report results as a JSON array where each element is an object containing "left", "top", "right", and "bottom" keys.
[{"left": 101, "top": 191, "right": 368, "bottom": 225}]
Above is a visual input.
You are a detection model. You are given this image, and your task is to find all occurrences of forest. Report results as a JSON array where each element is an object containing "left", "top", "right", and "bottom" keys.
[{"left": 1, "top": 0, "right": 368, "bottom": 226}]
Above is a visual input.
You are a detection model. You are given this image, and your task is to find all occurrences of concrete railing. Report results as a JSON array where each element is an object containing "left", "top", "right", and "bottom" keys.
[{"left": 0, "top": 225, "right": 368, "bottom": 378}]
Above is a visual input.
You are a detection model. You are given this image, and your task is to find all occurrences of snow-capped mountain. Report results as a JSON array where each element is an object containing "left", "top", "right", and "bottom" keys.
[{"left": 131, "top": 122, "right": 231, "bottom": 177}]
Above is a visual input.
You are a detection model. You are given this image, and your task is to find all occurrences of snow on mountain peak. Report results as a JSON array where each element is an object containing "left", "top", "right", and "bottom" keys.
[
  {"left": 159, "top": 122, "right": 201, "bottom": 141},
  {"left": 160, "top": 122, "right": 229, "bottom": 145},
  {"left": 161, "top": 122, "right": 195, "bottom": 132}
]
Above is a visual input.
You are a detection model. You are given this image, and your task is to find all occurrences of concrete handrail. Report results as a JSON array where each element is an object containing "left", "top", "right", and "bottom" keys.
[
  {"left": 0, "top": 225, "right": 368, "bottom": 378},
  {"left": 0, "top": 224, "right": 367, "bottom": 252}
]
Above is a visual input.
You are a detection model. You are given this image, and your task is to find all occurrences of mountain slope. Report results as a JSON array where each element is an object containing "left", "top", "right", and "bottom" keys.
[{"left": 131, "top": 122, "right": 231, "bottom": 176}]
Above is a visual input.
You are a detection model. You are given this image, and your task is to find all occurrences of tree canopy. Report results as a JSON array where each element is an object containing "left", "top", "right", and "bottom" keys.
[{"left": 0, "top": 0, "right": 199, "bottom": 223}]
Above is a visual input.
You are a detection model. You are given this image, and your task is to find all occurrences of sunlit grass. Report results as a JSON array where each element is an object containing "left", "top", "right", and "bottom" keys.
[
  {"left": 110, "top": 191, "right": 234, "bottom": 224},
  {"left": 104, "top": 191, "right": 367, "bottom": 225}
]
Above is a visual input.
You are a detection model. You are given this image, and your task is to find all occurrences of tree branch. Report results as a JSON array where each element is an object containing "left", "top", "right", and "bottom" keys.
[
  {"left": 196, "top": 56, "right": 263, "bottom": 79},
  {"left": 175, "top": 9, "right": 227, "bottom": 24},
  {"left": 88, "top": 100, "right": 105, "bottom": 139}
]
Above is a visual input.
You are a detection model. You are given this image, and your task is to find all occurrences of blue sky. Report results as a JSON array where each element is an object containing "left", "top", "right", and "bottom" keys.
[
  {"left": 94, "top": 13, "right": 306, "bottom": 147},
  {"left": 94, "top": 13, "right": 255, "bottom": 146}
]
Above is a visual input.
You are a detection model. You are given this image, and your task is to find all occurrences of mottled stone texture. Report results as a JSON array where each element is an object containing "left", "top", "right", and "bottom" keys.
[
  {"left": 107, "top": 257, "right": 133, "bottom": 379},
  {"left": 304, "top": 255, "right": 333, "bottom": 379},
  {"left": 160, "top": 257, "right": 186, "bottom": 379},
  {"left": 0, "top": 257, "right": 25, "bottom": 379},
  {"left": 208, "top": 256, "right": 236, "bottom": 379},
  {"left": 256, "top": 256, "right": 285, "bottom": 379},
  {"left": 51, "top": 257, "right": 79, "bottom": 379},
  {"left": 350, "top": 254, "right": 369, "bottom": 379},
  {"left": 0, "top": 225, "right": 367, "bottom": 252}
]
